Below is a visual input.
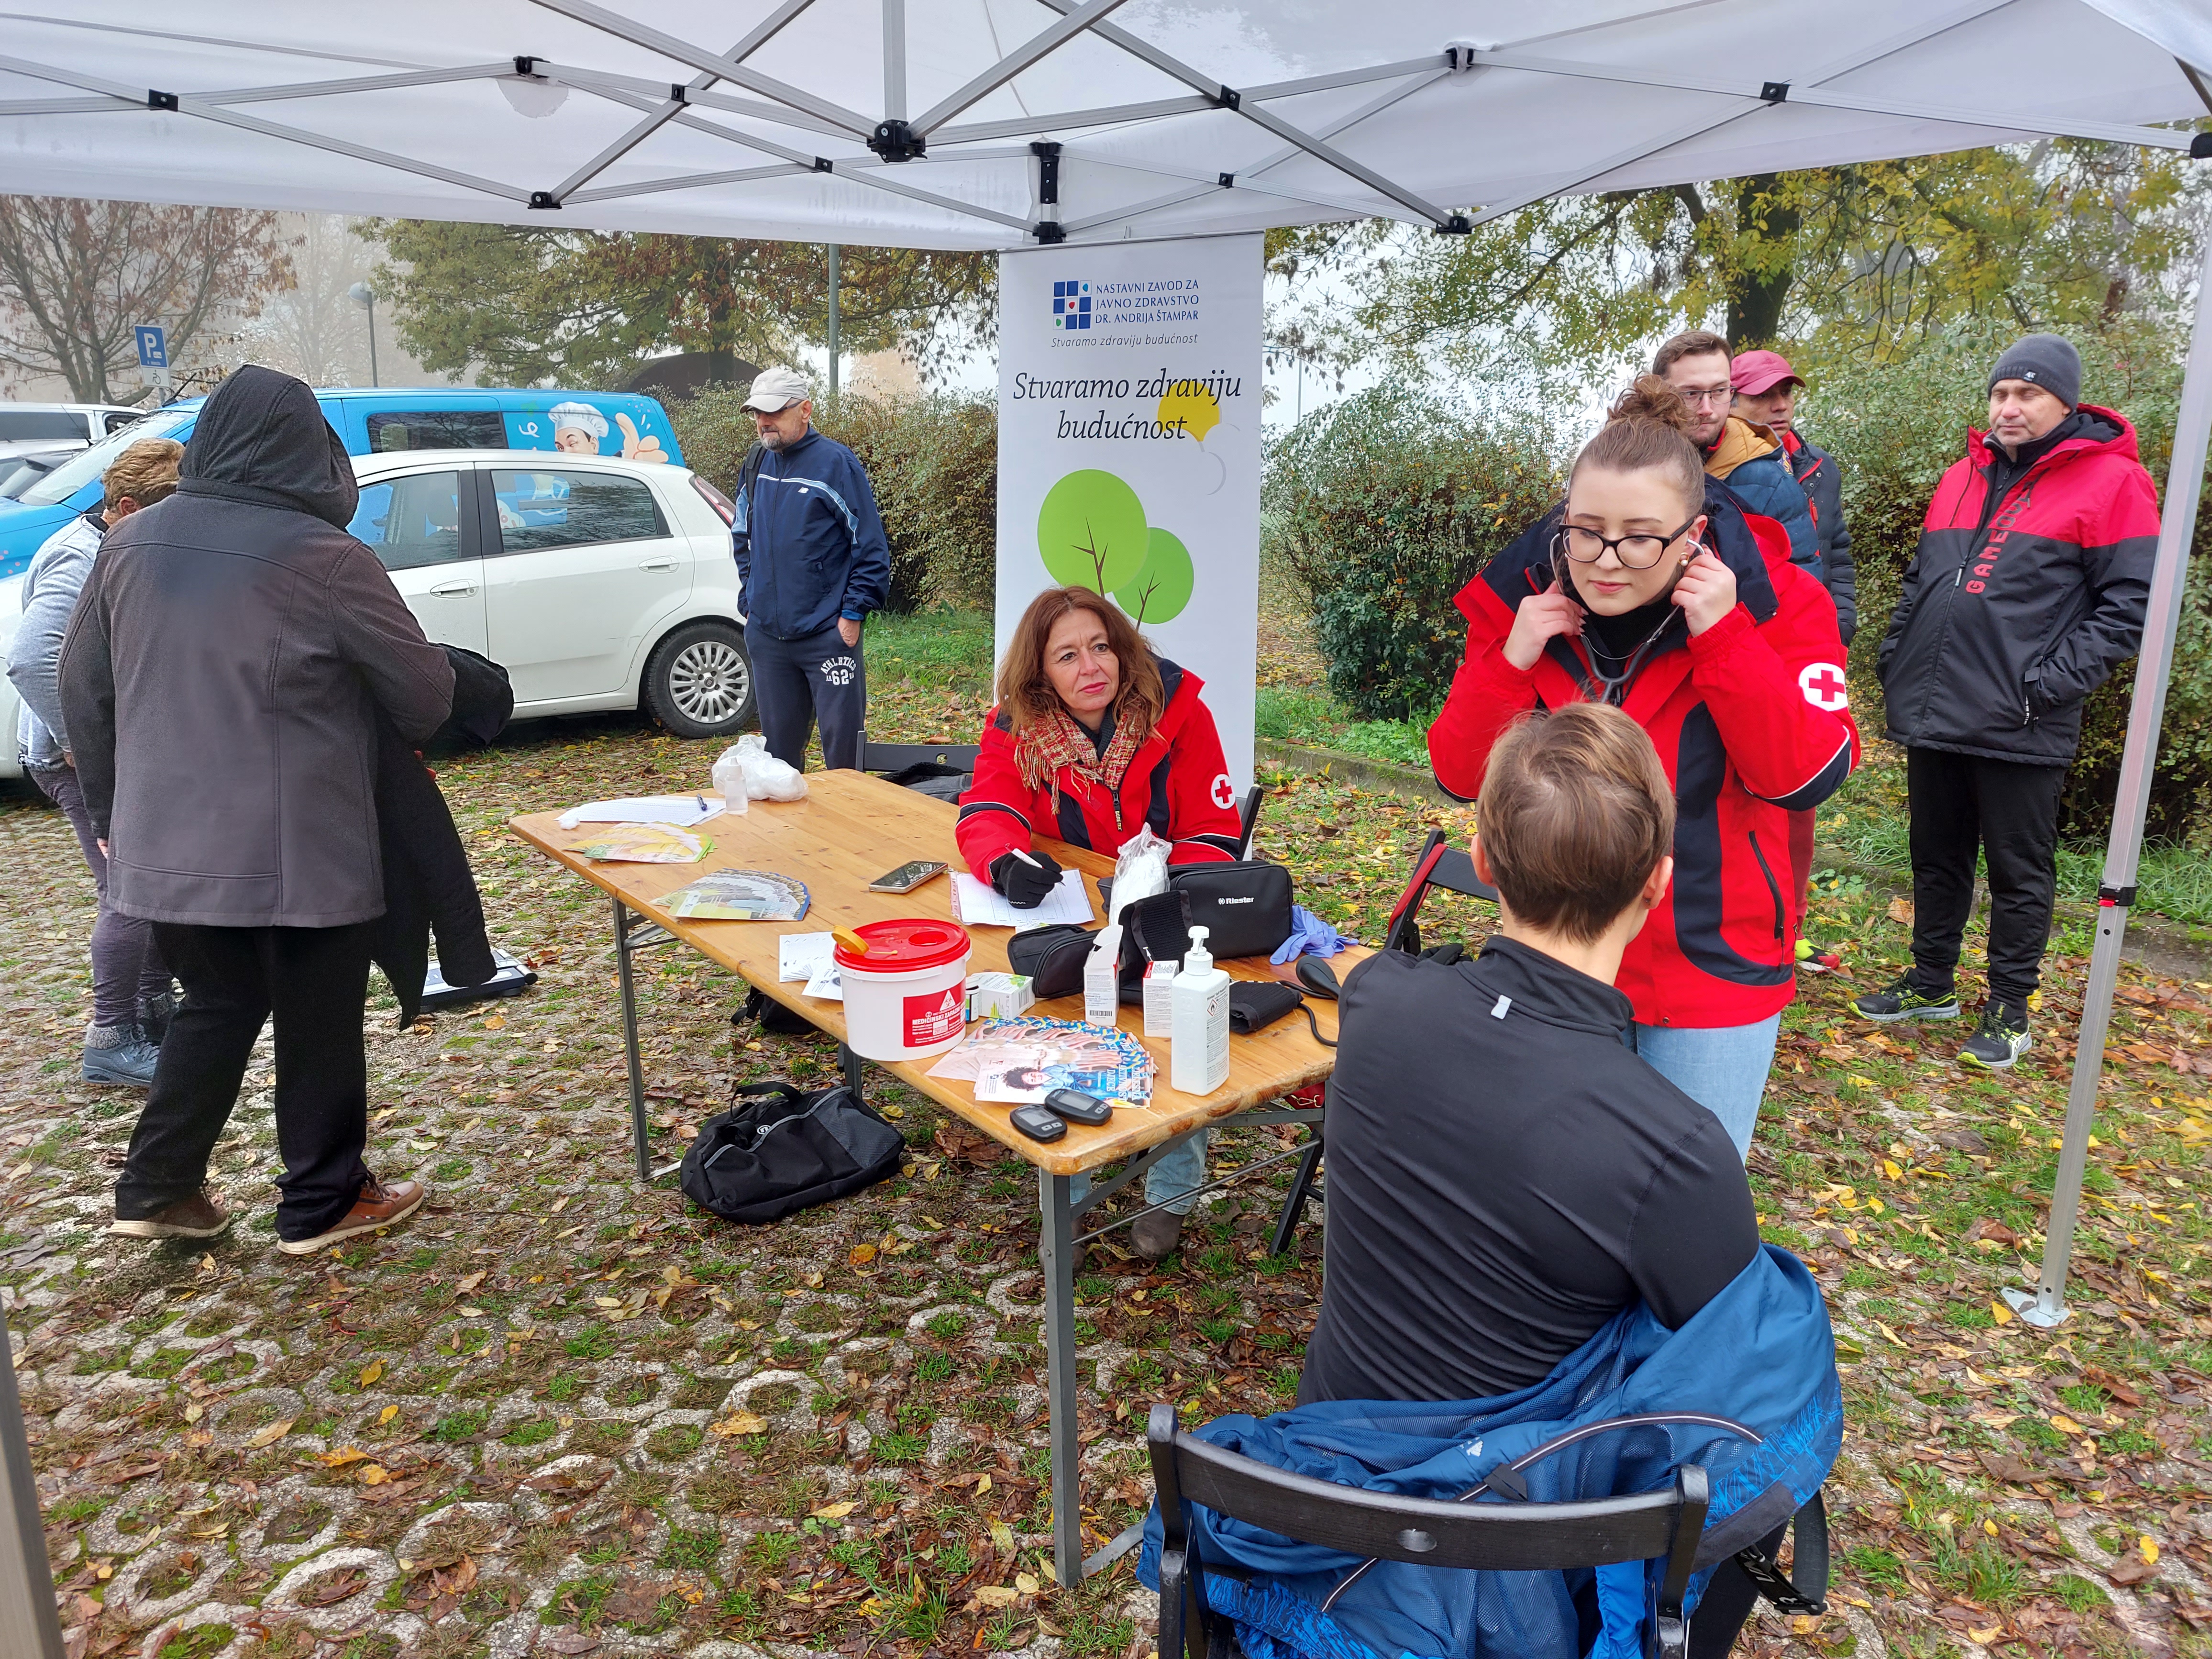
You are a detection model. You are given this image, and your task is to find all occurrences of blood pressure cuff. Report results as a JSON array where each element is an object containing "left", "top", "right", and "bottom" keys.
[
  {"left": 1228, "top": 980, "right": 1304, "bottom": 1034},
  {"left": 1100, "top": 863, "right": 1293, "bottom": 962}
]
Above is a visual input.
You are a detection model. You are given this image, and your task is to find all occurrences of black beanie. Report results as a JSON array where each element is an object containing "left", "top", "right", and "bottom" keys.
[{"left": 1988, "top": 333, "right": 2081, "bottom": 410}]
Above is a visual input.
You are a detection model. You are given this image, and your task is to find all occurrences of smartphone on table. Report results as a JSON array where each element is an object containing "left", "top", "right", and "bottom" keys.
[{"left": 868, "top": 860, "right": 949, "bottom": 894}]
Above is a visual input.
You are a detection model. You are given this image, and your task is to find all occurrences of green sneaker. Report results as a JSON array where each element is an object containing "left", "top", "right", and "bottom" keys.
[
  {"left": 1959, "top": 1003, "right": 2031, "bottom": 1070},
  {"left": 1850, "top": 974, "right": 1960, "bottom": 1023}
]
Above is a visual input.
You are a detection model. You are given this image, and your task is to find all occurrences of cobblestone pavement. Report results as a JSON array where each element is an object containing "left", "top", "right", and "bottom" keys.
[{"left": 5, "top": 668, "right": 2212, "bottom": 1659}]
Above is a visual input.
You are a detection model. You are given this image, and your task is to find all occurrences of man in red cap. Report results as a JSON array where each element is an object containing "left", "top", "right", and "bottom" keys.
[{"left": 1733, "top": 348, "right": 1856, "bottom": 972}]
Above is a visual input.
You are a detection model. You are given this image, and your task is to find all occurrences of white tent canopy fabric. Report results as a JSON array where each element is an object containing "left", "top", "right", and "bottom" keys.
[{"left": 0, "top": 2, "right": 2204, "bottom": 249}]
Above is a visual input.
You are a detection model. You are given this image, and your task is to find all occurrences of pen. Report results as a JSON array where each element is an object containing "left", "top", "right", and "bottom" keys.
[
  {"left": 696, "top": 795, "right": 708, "bottom": 811},
  {"left": 1011, "top": 850, "right": 1041, "bottom": 867}
]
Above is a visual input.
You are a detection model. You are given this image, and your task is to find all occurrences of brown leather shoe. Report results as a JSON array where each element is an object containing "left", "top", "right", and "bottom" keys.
[
  {"left": 110, "top": 1189, "right": 231, "bottom": 1241},
  {"left": 1130, "top": 1207, "right": 1185, "bottom": 1262},
  {"left": 277, "top": 1174, "right": 426, "bottom": 1256}
]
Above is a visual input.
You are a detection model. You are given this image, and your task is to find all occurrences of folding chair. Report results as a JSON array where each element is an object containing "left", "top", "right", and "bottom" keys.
[
  {"left": 1237, "top": 783, "right": 1267, "bottom": 858},
  {"left": 856, "top": 729, "right": 982, "bottom": 802},
  {"left": 1268, "top": 827, "right": 1498, "bottom": 1254},
  {"left": 1149, "top": 1403, "right": 1821, "bottom": 1659}
]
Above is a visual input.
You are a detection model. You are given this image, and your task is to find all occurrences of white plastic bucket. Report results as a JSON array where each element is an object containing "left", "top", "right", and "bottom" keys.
[{"left": 836, "top": 919, "right": 973, "bottom": 1062}]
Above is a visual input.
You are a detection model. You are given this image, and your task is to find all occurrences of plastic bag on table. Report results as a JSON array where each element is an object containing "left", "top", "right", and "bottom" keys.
[
  {"left": 713, "top": 733, "right": 808, "bottom": 804},
  {"left": 1107, "top": 825, "right": 1171, "bottom": 924}
]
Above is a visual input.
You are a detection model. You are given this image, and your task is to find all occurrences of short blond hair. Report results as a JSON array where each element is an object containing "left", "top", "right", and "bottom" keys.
[
  {"left": 1479, "top": 702, "right": 1675, "bottom": 943},
  {"left": 103, "top": 437, "right": 184, "bottom": 511}
]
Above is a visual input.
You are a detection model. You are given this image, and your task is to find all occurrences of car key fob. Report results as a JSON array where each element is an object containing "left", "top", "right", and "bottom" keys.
[
  {"left": 1295, "top": 956, "right": 1341, "bottom": 1000},
  {"left": 1009, "top": 1105, "right": 1067, "bottom": 1142},
  {"left": 1043, "top": 1088, "right": 1112, "bottom": 1126}
]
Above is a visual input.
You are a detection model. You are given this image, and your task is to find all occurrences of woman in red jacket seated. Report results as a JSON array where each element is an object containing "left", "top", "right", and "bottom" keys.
[
  {"left": 957, "top": 585, "right": 1242, "bottom": 900},
  {"left": 1429, "top": 378, "right": 1859, "bottom": 1160},
  {"left": 958, "top": 584, "right": 1243, "bottom": 1259}
]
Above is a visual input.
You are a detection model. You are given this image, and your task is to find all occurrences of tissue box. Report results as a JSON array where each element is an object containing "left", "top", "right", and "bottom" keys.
[{"left": 965, "top": 972, "right": 1034, "bottom": 1021}]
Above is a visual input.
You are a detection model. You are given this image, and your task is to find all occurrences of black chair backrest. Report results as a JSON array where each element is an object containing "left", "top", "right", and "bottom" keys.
[
  {"left": 1383, "top": 827, "right": 1499, "bottom": 952},
  {"left": 1237, "top": 783, "right": 1267, "bottom": 858},
  {"left": 856, "top": 729, "right": 983, "bottom": 774},
  {"left": 1148, "top": 1404, "right": 1708, "bottom": 1659}
]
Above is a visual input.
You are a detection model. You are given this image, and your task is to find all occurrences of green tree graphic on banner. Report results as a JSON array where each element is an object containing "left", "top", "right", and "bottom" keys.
[
  {"left": 1037, "top": 470, "right": 1148, "bottom": 594},
  {"left": 1115, "top": 529, "right": 1194, "bottom": 625},
  {"left": 1037, "top": 469, "right": 1193, "bottom": 624}
]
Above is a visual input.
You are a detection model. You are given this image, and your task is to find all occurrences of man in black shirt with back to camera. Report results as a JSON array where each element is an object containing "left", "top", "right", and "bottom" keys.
[{"left": 1300, "top": 700, "right": 1760, "bottom": 1407}]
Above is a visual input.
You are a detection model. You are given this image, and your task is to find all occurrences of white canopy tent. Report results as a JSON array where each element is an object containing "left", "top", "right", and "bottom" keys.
[{"left": 1, "top": 2, "right": 2210, "bottom": 1641}]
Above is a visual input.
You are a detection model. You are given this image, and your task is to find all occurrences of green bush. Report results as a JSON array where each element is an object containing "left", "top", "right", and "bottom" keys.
[
  {"left": 669, "top": 388, "right": 995, "bottom": 612},
  {"left": 1265, "top": 389, "right": 1562, "bottom": 720},
  {"left": 1805, "top": 317, "right": 2212, "bottom": 842}
]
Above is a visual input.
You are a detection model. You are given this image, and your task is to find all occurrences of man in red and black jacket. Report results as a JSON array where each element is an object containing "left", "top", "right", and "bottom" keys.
[
  {"left": 956, "top": 657, "right": 1243, "bottom": 881},
  {"left": 1858, "top": 334, "right": 2158, "bottom": 1069}
]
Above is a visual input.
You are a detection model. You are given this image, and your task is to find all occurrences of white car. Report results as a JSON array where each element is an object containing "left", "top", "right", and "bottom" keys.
[
  {"left": 0, "top": 448, "right": 753, "bottom": 779},
  {"left": 0, "top": 402, "right": 146, "bottom": 466}
]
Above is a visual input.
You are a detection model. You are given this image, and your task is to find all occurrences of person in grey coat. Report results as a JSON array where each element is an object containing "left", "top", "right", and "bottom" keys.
[
  {"left": 60, "top": 365, "right": 455, "bottom": 1252},
  {"left": 8, "top": 438, "right": 183, "bottom": 1085}
]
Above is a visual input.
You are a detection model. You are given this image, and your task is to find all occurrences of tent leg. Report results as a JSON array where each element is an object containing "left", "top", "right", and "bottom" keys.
[{"left": 2006, "top": 228, "right": 2212, "bottom": 1327}]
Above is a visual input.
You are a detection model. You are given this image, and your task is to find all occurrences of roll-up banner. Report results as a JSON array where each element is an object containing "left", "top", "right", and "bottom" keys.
[{"left": 995, "top": 233, "right": 1264, "bottom": 790}]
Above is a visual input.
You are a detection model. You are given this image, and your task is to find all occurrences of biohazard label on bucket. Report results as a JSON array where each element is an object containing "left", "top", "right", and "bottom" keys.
[{"left": 904, "top": 986, "right": 966, "bottom": 1047}]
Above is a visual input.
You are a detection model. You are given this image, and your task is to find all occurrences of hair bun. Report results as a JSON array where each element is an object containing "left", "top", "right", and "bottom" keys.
[{"left": 1606, "top": 374, "right": 1697, "bottom": 435}]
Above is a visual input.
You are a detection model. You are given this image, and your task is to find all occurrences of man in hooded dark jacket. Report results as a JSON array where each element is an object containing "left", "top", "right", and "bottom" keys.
[
  {"left": 1857, "top": 335, "right": 2158, "bottom": 1070},
  {"left": 60, "top": 365, "right": 455, "bottom": 1253}
]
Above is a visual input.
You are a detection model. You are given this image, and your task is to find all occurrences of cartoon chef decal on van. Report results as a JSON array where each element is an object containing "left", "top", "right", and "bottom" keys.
[{"left": 548, "top": 400, "right": 668, "bottom": 464}]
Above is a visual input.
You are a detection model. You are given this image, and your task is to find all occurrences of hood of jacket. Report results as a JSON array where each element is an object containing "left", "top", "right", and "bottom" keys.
[
  {"left": 177, "top": 364, "right": 358, "bottom": 528},
  {"left": 1703, "top": 415, "right": 1782, "bottom": 480}
]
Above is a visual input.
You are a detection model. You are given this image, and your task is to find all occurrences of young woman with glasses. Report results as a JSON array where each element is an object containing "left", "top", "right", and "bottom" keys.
[{"left": 1427, "top": 377, "right": 1859, "bottom": 1158}]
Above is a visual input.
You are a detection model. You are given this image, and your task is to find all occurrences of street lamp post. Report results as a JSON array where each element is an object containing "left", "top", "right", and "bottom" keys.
[{"left": 347, "top": 282, "right": 379, "bottom": 387}]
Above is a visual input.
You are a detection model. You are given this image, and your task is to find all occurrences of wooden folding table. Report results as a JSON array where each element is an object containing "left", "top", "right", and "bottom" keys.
[{"left": 511, "top": 771, "right": 1351, "bottom": 1584}]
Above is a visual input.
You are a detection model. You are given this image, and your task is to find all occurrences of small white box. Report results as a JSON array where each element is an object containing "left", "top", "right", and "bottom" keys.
[{"left": 964, "top": 972, "right": 1035, "bottom": 1021}]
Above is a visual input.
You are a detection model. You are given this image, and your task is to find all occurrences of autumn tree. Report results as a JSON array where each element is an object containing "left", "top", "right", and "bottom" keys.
[
  {"left": 1276, "top": 137, "right": 2205, "bottom": 390},
  {"left": 363, "top": 221, "right": 994, "bottom": 388},
  {"left": 0, "top": 196, "right": 295, "bottom": 401}
]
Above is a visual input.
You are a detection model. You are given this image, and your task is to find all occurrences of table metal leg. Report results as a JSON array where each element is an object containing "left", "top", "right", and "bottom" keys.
[
  {"left": 612, "top": 896, "right": 650, "bottom": 1183},
  {"left": 840, "top": 1042, "right": 864, "bottom": 1098},
  {"left": 1038, "top": 1168, "right": 1083, "bottom": 1588}
]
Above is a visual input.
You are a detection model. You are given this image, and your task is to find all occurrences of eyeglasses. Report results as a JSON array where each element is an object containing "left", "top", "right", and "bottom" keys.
[
  {"left": 1554, "top": 516, "right": 1699, "bottom": 569},
  {"left": 1673, "top": 385, "right": 1733, "bottom": 408}
]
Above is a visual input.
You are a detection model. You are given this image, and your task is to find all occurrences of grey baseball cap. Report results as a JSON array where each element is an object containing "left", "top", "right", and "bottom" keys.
[{"left": 741, "top": 366, "right": 812, "bottom": 412}]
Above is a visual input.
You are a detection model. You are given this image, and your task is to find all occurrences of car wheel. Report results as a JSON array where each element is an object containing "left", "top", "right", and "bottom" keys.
[{"left": 643, "top": 620, "right": 755, "bottom": 740}]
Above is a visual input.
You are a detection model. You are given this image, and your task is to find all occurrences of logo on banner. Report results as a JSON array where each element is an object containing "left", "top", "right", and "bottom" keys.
[
  {"left": 1051, "top": 280, "right": 1091, "bottom": 331},
  {"left": 1799, "top": 662, "right": 1849, "bottom": 710}
]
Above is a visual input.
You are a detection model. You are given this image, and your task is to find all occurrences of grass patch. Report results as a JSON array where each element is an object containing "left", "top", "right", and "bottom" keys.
[{"left": 1254, "top": 686, "right": 1431, "bottom": 769}]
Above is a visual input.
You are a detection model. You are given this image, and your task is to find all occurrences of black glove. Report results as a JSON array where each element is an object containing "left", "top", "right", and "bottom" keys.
[{"left": 990, "top": 850, "right": 1064, "bottom": 908}]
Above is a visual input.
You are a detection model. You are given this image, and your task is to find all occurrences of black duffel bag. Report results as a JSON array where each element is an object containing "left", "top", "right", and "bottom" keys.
[{"left": 680, "top": 1081, "right": 904, "bottom": 1224}]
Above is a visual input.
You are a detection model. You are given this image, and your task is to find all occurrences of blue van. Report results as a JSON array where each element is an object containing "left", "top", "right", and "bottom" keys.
[{"left": 0, "top": 386, "right": 685, "bottom": 579}]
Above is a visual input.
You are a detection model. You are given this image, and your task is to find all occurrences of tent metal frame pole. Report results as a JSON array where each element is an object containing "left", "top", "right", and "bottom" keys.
[
  {"left": 525, "top": 0, "right": 877, "bottom": 138},
  {"left": 1464, "top": 0, "right": 2013, "bottom": 229},
  {"left": 882, "top": 0, "right": 906, "bottom": 122},
  {"left": 545, "top": 0, "right": 819, "bottom": 203},
  {"left": 2004, "top": 224, "right": 2212, "bottom": 1328},
  {"left": 909, "top": 0, "right": 1135, "bottom": 136}
]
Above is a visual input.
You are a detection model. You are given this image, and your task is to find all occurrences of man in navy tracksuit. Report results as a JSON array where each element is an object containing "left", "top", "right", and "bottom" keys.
[{"left": 733, "top": 367, "right": 891, "bottom": 772}]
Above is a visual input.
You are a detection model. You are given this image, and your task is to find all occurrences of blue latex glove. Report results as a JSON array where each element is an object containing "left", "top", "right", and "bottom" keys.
[{"left": 1271, "top": 904, "right": 1354, "bottom": 965}]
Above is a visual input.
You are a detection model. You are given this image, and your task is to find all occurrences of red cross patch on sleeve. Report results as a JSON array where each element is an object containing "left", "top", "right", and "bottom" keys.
[{"left": 1798, "top": 662, "right": 1849, "bottom": 711}]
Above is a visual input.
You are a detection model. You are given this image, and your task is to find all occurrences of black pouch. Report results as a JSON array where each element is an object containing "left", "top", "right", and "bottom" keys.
[
  {"left": 1101, "top": 862, "right": 1294, "bottom": 962},
  {"left": 737, "top": 984, "right": 816, "bottom": 1036},
  {"left": 1117, "top": 890, "right": 1194, "bottom": 1004},
  {"left": 1228, "top": 980, "right": 1304, "bottom": 1034},
  {"left": 1005, "top": 923, "right": 1098, "bottom": 999},
  {"left": 680, "top": 1081, "right": 905, "bottom": 1224}
]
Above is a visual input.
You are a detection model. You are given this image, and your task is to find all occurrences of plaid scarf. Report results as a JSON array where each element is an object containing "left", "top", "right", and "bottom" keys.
[{"left": 1014, "top": 702, "right": 1146, "bottom": 813}]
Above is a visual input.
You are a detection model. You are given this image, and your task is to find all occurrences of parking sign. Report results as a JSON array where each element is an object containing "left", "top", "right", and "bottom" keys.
[{"left": 134, "top": 326, "right": 166, "bottom": 369}]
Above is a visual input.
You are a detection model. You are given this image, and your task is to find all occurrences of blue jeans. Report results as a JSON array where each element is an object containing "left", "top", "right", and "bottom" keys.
[
  {"left": 1622, "top": 1016, "right": 1781, "bottom": 1161},
  {"left": 1070, "top": 1128, "right": 1208, "bottom": 1217}
]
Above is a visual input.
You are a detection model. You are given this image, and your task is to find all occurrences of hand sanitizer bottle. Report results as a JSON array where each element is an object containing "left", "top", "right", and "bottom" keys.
[{"left": 1170, "top": 926, "right": 1230, "bottom": 1095}]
